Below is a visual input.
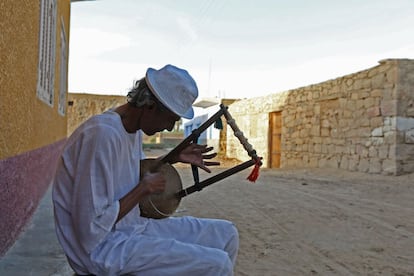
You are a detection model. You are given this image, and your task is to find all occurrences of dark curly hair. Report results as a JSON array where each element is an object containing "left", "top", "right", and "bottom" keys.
[{"left": 126, "top": 78, "right": 171, "bottom": 114}]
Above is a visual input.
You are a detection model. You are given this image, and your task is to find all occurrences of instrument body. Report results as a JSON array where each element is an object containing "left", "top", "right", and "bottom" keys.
[{"left": 139, "top": 159, "right": 183, "bottom": 219}]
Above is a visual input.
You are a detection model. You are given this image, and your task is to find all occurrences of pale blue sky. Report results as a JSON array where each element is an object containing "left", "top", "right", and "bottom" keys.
[{"left": 69, "top": 0, "right": 414, "bottom": 99}]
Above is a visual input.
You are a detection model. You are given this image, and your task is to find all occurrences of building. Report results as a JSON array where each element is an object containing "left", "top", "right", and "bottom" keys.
[
  {"left": 184, "top": 98, "right": 239, "bottom": 157},
  {"left": 225, "top": 59, "right": 414, "bottom": 175},
  {"left": 0, "top": 0, "right": 72, "bottom": 256},
  {"left": 67, "top": 93, "right": 126, "bottom": 135}
]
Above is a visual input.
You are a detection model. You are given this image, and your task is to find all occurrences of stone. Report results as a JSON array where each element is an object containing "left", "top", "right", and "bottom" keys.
[
  {"left": 396, "top": 117, "right": 414, "bottom": 131},
  {"left": 371, "top": 127, "right": 383, "bottom": 137},
  {"left": 380, "top": 100, "right": 398, "bottom": 116},
  {"left": 369, "top": 158, "right": 382, "bottom": 173},
  {"left": 358, "top": 159, "right": 370, "bottom": 172},
  {"left": 367, "top": 106, "right": 381, "bottom": 117},
  {"left": 406, "top": 129, "right": 414, "bottom": 144},
  {"left": 378, "top": 145, "right": 389, "bottom": 159},
  {"left": 370, "top": 117, "right": 383, "bottom": 128},
  {"left": 382, "top": 159, "right": 397, "bottom": 175}
]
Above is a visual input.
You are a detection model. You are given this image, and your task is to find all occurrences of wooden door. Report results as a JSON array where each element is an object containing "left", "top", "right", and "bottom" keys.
[{"left": 269, "top": 112, "right": 282, "bottom": 168}]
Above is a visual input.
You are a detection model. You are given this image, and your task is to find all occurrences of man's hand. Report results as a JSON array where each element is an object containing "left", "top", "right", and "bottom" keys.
[
  {"left": 140, "top": 172, "right": 166, "bottom": 195},
  {"left": 174, "top": 144, "right": 220, "bottom": 173},
  {"left": 117, "top": 171, "right": 166, "bottom": 222}
]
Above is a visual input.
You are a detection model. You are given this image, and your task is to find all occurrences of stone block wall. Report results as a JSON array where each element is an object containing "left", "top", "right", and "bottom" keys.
[
  {"left": 225, "top": 92, "right": 288, "bottom": 165},
  {"left": 67, "top": 93, "right": 126, "bottom": 135},
  {"left": 225, "top": 59, "right": 414, "bottom": 175},
  {"left": 67, "top": 93, "right": 181, "bottom": 145},
  {"left": 395, "top": 60, "right": 414, "bottom": 174}
]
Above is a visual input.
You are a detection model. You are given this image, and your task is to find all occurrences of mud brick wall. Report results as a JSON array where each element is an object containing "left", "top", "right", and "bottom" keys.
[
  {"left": 226, "top": 59, "right": 414, "bottom": 175},
  {"left": 67, "top": 93, "right": 126, "bottom": 136}
]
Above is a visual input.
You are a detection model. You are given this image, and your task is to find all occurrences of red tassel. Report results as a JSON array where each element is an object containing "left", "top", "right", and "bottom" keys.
[{"left": 247, "top": 159, "right": 261, "bottom": 182}]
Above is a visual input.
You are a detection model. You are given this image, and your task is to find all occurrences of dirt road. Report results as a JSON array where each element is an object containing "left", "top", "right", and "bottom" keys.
[
  {"left": 173, "top": 164, "right": 414, "bottom": 276},
  {"left": 2, "top": 148, "right": 411, "bottom": 275}
]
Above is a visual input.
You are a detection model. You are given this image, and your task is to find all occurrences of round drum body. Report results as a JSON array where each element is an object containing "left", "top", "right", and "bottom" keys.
[{"left": 139, "top": 159, "right": 183, "bottom": 219}]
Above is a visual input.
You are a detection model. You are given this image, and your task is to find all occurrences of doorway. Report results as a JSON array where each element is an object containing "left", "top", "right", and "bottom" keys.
[{"left": 269, "top": 111, "right": 282, "bottom": 168}]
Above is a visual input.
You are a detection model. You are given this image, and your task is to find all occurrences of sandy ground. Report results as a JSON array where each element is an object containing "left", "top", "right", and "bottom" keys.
[
  {"left": 145, "top": 149, "right": 414, "bottom": 276},
  {"left": 2, "top": 148, "right": 412, "bottom": 276}
]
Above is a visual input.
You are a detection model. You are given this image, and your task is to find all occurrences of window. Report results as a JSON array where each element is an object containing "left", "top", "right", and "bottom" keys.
[
  {"left": 58, "top": 19, "right": 67, "bottom": 116},
  {"left": 37, "top": 0, "right": 57, "bottom": 106}
]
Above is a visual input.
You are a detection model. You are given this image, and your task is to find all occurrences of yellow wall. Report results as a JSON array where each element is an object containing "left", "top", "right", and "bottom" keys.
[
  {"left": 0, "top": 0, "right": 70, "bottom": 160},
  {"left": 0, "top": 0, "right": 72, "bottom": 256}
]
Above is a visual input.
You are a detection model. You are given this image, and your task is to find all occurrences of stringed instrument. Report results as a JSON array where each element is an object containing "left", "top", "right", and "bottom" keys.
[{"left": 139, "top": 104, "right": 262, "bottom": 219}]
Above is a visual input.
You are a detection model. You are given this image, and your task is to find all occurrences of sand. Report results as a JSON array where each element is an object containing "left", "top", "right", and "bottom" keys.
[
  {"left": 2, "top": 148, "right": 412, "bottom": 276},
  {"left": 168, "top": 162, "right": 414, "bottom": 276}
]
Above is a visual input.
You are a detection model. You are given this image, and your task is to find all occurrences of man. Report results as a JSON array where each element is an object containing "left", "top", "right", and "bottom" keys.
[{"left": 53, "top": 65, "right": 239, "bottom": 275}]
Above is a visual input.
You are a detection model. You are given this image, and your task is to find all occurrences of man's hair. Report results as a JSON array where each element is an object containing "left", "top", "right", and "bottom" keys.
[{"left": 126, "top": 78, "right": 156, "bottom": 107}]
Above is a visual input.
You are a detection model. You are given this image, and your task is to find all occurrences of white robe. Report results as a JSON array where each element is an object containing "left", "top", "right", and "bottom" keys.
[{"left": 52, "top": 110, "right": 238, "bottom": 275}]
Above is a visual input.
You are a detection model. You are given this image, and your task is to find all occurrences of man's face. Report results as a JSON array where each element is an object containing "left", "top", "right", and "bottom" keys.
[{"left": 141, "top": 104, "right": 180, "bottom": 136}]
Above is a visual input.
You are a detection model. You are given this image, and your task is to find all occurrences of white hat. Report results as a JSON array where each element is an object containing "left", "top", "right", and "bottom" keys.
[{"left": 145, "top": 64, "right": 198, "bottom": 119}]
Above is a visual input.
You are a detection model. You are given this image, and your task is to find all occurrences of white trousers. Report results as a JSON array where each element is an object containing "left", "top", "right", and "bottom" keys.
[{"left": 89, "top": 216, "right": 239, "bottom": 276}]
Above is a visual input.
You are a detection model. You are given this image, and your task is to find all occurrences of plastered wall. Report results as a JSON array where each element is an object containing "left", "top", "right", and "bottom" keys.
[
  {"left": 0, "top": 0, "right": 69, "bottom": 160},
  {"left": 0, "top": 0, "right": 71, "bottom": 256},
  {"left": 226, "top": 59, "right": 414, "bottom": 175}
]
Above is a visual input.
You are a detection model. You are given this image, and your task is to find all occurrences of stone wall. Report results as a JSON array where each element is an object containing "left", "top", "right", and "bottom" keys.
[
  {"left": 67, "top": 93, "right": 175, "bottom": 144},
  {"left": 225, "top": 92, "right": 288, "bottom": 165},
  {"left": 395, "top": 60, "right": 414, "bottom": 173},
  {"left": 67, "top": 93, "right": 126, "bottom": 135},
  {"left": 226, "top": 59, "right": 414, "bottom": 175}
]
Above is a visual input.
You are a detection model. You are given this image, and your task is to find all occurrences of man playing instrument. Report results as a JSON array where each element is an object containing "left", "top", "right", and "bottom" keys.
[{"left": 52, "top": 65, "right": 239, "bottom": 275}]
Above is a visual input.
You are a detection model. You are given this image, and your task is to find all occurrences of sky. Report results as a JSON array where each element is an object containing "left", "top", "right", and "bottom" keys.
[{"left": 68, "top": 0, "right": 414, "bottom": 100}]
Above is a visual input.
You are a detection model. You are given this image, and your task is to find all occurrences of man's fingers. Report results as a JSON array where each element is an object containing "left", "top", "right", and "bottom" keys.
[
  {"left": 202, "top": 153, "right": 217, "bottom": 159},
  {"left": 193, "top": 145, "right": 212, "bottom": 153},
  {"left": 203, "top": 161, "right": 220, "bottom": 166}
]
